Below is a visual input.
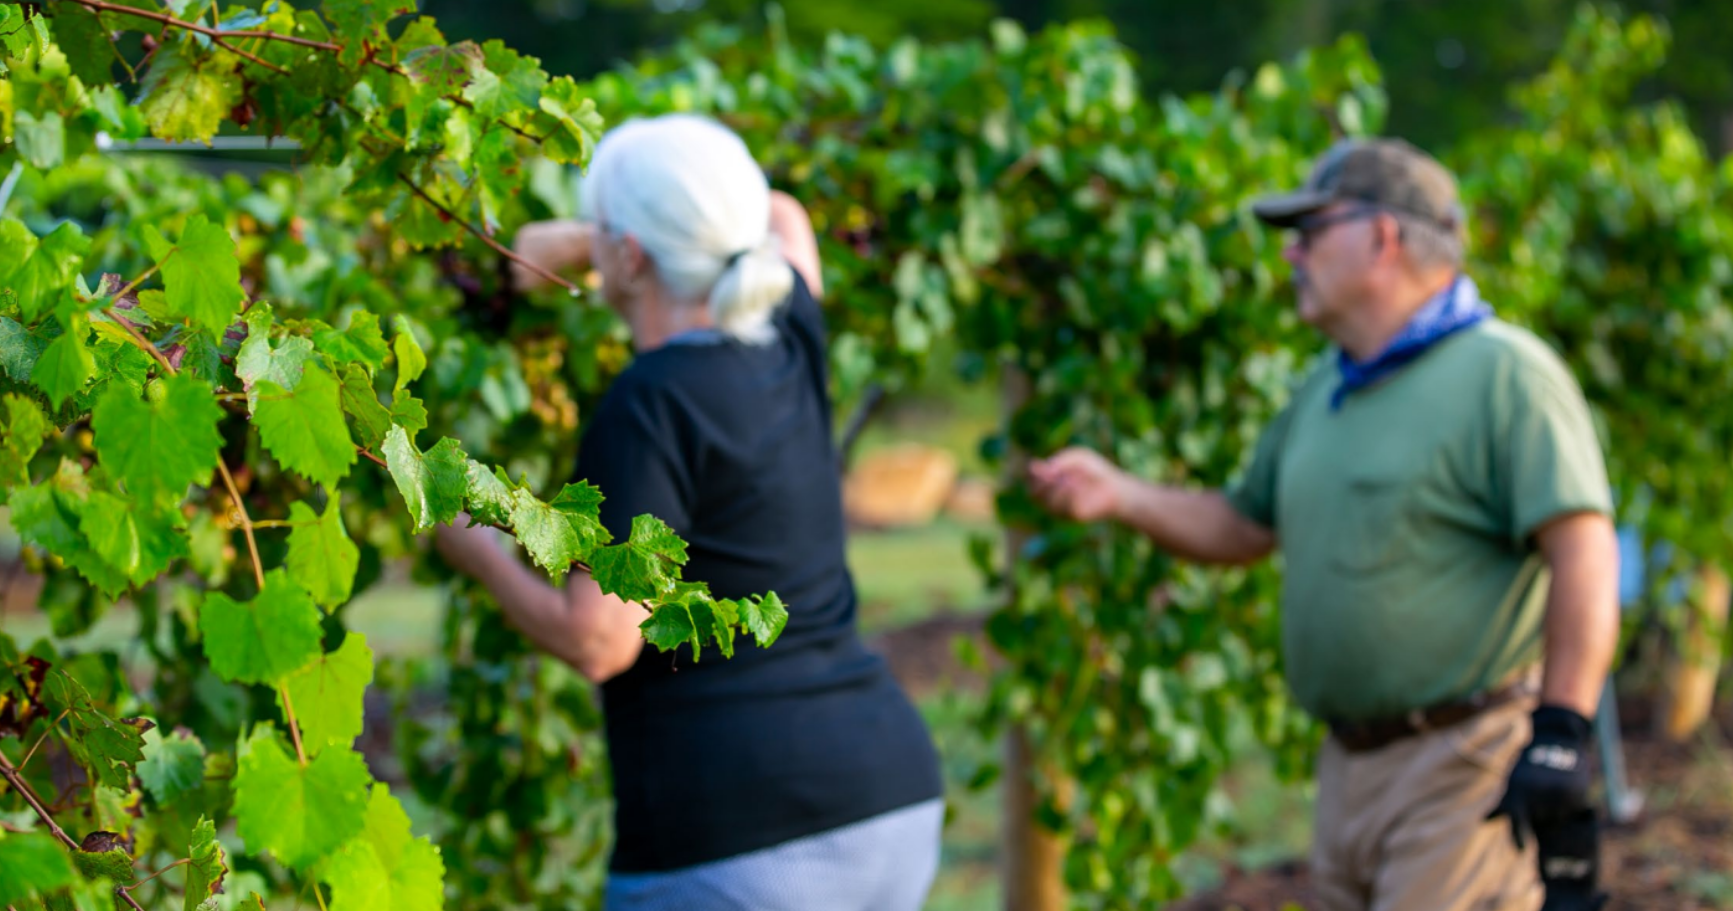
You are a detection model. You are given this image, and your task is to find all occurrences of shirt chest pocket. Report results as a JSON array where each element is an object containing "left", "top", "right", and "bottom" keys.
[{"left": 1327, "top": 474, "right": 1420, "bottom": 574}]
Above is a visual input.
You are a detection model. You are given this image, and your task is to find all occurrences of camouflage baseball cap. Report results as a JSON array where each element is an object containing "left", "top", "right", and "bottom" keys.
[{"left": 1252, "top": 138, "right": 1464, "bottom": 233}]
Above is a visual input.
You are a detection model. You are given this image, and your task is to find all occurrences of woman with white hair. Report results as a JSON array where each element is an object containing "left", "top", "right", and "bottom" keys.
[{"left": 434, "top": 114, "right": 945, "bottom": 910}]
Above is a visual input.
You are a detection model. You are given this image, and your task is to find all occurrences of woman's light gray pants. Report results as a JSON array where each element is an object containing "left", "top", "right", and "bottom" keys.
[{"left": 604, "top": 798, "right": 945, "bottom": 911}]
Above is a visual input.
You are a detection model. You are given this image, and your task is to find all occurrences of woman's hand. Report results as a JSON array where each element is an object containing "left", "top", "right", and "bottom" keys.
[{"left": 511, "top": 220, "right": 595, "bottom": 292}]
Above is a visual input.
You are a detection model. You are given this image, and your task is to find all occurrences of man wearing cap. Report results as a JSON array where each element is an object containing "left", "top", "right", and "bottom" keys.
[{"left": 1026, "top": 139, "right": 1619, "bottom": 911}]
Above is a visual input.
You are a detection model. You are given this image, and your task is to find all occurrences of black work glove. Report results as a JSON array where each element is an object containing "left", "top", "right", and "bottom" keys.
[
  {"left": 1487, "top": 706, "right": 1594, "bottom": 849},
  {"left": 1534, "top": 806, "right": 1608, "bottom": 911}
]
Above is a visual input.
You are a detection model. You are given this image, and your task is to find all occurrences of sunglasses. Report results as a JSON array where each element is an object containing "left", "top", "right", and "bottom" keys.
[{"left": 1292, "top": 206, "right": 1384, "bottom": 250}]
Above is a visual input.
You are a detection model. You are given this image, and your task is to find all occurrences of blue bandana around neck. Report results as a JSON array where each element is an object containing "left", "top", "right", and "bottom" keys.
[{"left": 1331, "top": 273, "right": 1493, "bottom": 410}]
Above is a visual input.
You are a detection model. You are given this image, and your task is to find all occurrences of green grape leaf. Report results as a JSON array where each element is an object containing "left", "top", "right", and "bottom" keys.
[
  {"left": 72, "top": 849, "right": 136, "bottom": 886},
  {"left": 39, "top": 670, "right": 149, "bottom": 791},
  {"left": 313, "top": 312, "right": 389, "bottom": 375},
  {"left": 392, "top": 322, "right": 426, "bottom": 395},
  {"left": 404, "top": 40, "right": 480, "bottom": 97},
  {"left": 139, "top": 727, "right": 208, "bottom": 806},
  {"left": 232, "top": 731, "right": 371, "bottom": 871},
  {"left": 2, "top": 221, "right": 90, "bottom": 324},
  {"left": 92, "top": 373, "right": 223, "bottom": 501},
  {"left": 0, "top": 832, "right": 76, "bottom": 906},
  {"left": 50, "top": 3, "right": 116, "bottom": 86},
  {"left": 535, "top": 77, "right": 604, "bottom": 165},
  {"left": 692, "top": 594, "right": 739, "bottom": 659},
  {"left": 325, "top": 0, "right": 414, "bottom": 44},
  {"left": 640, "top": 602, "right": 698, "bottom": 654},
  {"left": 286, "top": 501, "right": 359, "bottom": 609},
  {"left": 0, "top": 317, "right": 47, "bottom": 382},
  {"left": 338, "top": 365, "right": 394, "bottom": 451},
  {"left": 137, "top": 40, "right": 241, "bottom": 144},
  {"left": 588, "top": 515, "right": 687, "bottom": 603},
  {"left": 278, "top": 633, "right": 372, "bottom": 753},
  {"left": 199, "top": 570, "right": 324, "bottom": 686},
  {"left": 82, "top": 490, "right": 141, "bottom": 576},
  {"left": 507, "top": 490, "right": 581, "bottom": 581},
  {"left": 381, "top": 427, "right": 466, "bottom": 531},
  {"left": 255, "top": 367, "right": 356, "bottom": 490},
  {"left": 32, "top": 317, "right": 94, "bottom": 408},
  {"left": 185, "top": 817, "right": 226, "bottom": 911},
  {"left": 463, "top": 40, "right": 546, "bottom": 119},
  {"left": 388, "top": 392, "right": 428, "bottom": 438},
  {"left": 8, "top": 463, "right": 130, "bottom": 597},
  {"left": 323, "top": 785, "right": 445, "bottom": 911},
  {"left": 549, "top": 481, "right": 611, "bottom": 550},
  {"left": 236, "top": 308, "right": 315, "bottom": 407},
  {"left": 14, "top": 110, "right": 65, "bottom": 171},
  {"left": 143, "top": 214, "right": 244, "bottom": 338},
  {"left": 462, "top": 460, "right": 514, "bottom": 527},
  {"left": 0, "top": 393, "right": 51, "bottom": 485},
  {"left": 737, "top": 591, "right": 789, "bottom": 647}
]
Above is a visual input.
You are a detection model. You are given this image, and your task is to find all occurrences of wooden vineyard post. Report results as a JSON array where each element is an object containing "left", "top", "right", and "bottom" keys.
[
  {"left": 1656, "top": 563, "right": 1730, "bottom": 742},
  {"left": 999, "top": 366, "right": 1071, "bottom": 911}
]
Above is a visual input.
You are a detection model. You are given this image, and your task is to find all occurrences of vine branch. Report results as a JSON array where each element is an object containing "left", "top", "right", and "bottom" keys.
[
  {"left": 122, "top": 858, "right": 190, "bottom": 893},
  {"left": 277, "top": 686, "right": 309, "bottom": 767},
  {"left": 0, "top": 751, "right": 73, "bottom": 850},
  {"left": 398, "top": 175, "right": 582, "bottom": 294}
]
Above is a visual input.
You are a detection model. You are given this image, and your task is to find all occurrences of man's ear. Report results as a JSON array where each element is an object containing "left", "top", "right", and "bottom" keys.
[{"left": 1372, "top": 212, "right": 1402, "bottom": 262}]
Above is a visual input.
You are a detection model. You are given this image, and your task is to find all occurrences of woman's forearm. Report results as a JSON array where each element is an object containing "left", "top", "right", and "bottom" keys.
[{"left": 465, "top": 543, "right": 645, "bottom": 681}]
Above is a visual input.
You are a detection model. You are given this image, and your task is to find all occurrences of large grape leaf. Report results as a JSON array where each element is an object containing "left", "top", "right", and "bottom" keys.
[
  {"left": 9, "top": 462, "right": 131, "bottom": 597},
  {"left": 588, "top": 514, "right": 689, "bottom": 603},
  {"left": 32, "top": 316, "right": 95, "bottom": 407},
  {"left": 0, "top": 221, "right": 90, "bottom": 324},
  {"left": 286, "top": 500, "right": 359, "bottom": 608},
  {"left": 198, "top": 570, "right": 324, "bottom": 686},
  {"left": 39, "top": 670, "right": 149, "bottom": 791},
  {"left": 49, "top": 3, "right": 115, "bottom": 86},
  {"left": 232, "top": 731, "right": 370, "bottom": 871},
  {"left": 462, "top": 460, "right": 514, "bottom": 527},
  {"left": 507, "top": 490, "right": 582, "bottom": 581},
  {"left": 141, "top": 214, "right": 244, "bottom": 339},
  {"left": 548, "top": 481, "right": 612, "bottom": 552},
  {"left": 313, "top": 311, "right": 389, "bottom": 375},
  {"left": 137, "top": 41, "right": 241, "bottom": 144},
  {"left": 381, "top": 427, "right": 465, "bottom": 531},
  {"left": 325, "top": 0, "right": 415, "bottom": 45},
  {"left": 185, "top": 817, "right": 226, "bottom": 911},
  {"left": 277, "top": 634, "right": 372, "bottom": 754},
  {"left": 323, "top": 785, "right": 444, "bottom": 911},
  {"left": 235, "top": 306, "right": 315, "bottom": 409},
  {"left": 255, "top": 367, "right": 357, "bottom": 490},
  {"left": 736, "top": 591, "right": 789, "bottom": 646},
  {"left": 92, "top": 373, "right": 223, "bottom": 501},
  {"left": 338, "top": 365, "right": 393, "bottom": 450},
  {"left": 139, "top": 727, "right": 208, "bottom": 806}
]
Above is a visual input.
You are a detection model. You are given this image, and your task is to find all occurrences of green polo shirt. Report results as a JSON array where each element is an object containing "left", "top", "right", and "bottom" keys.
[{"left": 1226, "top": 319, "right": 1612, "bottom": 723}]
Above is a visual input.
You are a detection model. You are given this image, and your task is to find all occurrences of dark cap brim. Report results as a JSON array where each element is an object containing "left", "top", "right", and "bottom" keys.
[{"left": 1251, "top": 190, "right": 1334, "bottom": 228}]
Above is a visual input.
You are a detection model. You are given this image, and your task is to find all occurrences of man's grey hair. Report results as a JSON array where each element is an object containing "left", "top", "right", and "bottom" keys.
[{"left": 1395, "top": 211, "right": 1466, "bottom": 271}]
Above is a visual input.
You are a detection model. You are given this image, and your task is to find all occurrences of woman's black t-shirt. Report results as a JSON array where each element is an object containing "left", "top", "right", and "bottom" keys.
[{"left": 574, "top": 269, "right": 944, "bottom": 873}]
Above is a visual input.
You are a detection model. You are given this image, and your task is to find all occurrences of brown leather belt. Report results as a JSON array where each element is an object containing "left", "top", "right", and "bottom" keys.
[{"left": 1328, "top": 682, "right": 1527, "bottom": 754}]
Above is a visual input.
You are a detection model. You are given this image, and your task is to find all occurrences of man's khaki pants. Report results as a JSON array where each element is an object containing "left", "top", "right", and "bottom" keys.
[{"left": 1311, "top": 698, "right": 1545, "bottom": 911}]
